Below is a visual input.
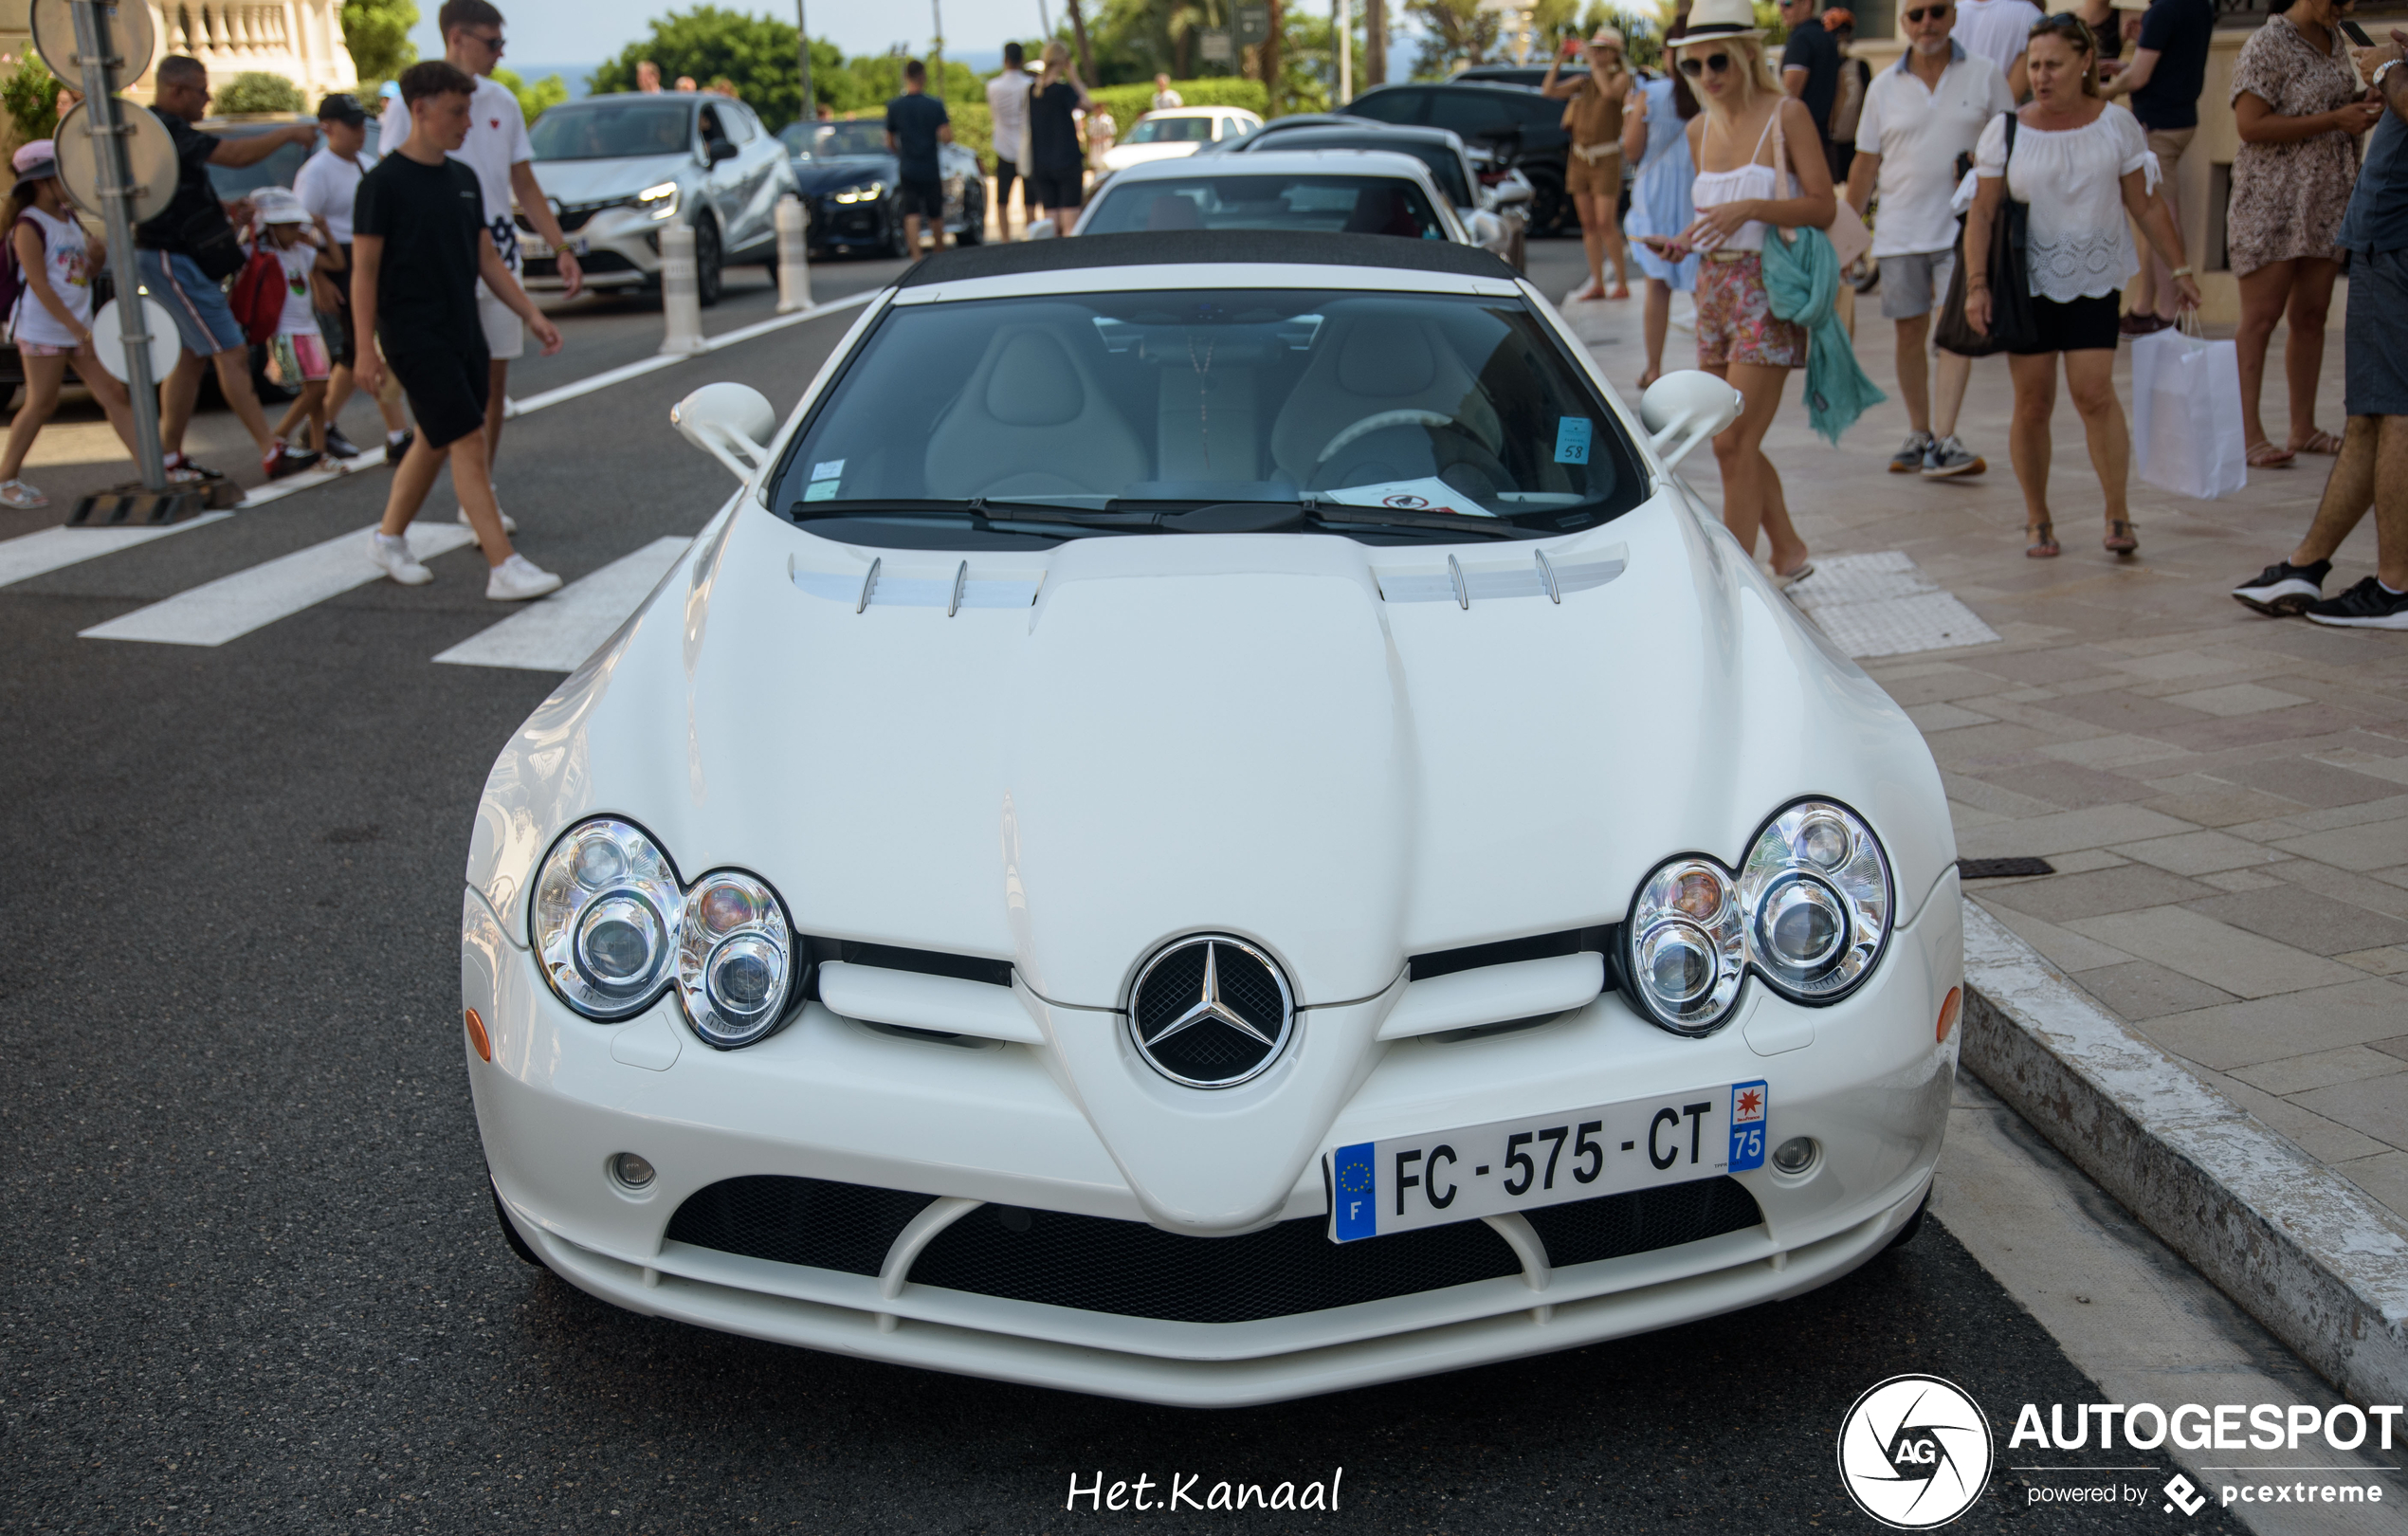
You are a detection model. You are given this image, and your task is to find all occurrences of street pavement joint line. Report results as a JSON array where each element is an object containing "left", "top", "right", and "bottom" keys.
[
  {"left": 509, "top": 289, "right": 881, "bottom": 418},
  {"left": 0, "top": 512, "right": 233, "bottom": 587},
  {"left": 432, "top": 535, "right": 693, "bottom": 671},
  {"left": 1784, "top": 550, "right": 2002, "bottom": 660},
  {"left": 79, "top": 521, "right": 480, "bottom": 647}
]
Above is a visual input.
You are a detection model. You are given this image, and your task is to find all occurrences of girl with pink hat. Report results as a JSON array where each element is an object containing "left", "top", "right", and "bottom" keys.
[{"left": 0, "top": 139, "right": 141, "bottom": 510}]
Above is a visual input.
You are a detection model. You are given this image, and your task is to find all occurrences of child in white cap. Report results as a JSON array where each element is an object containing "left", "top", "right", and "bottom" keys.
[
  {"left": 0, "top": 138, "right": 141, "bottom": 510},
  {"left": 249, "top": 187, "right": 342, "bottom": 466}
]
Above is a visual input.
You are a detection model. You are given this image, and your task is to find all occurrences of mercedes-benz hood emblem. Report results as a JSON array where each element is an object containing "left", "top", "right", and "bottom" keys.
[{"left": 1127, "top": 935, "right": 1295, "bottom": 1088}]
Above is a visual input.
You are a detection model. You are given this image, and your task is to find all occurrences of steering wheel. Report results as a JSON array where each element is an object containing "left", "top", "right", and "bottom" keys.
[{"left": 1316, "top": 410, "right": 1463, "bottom": 465}]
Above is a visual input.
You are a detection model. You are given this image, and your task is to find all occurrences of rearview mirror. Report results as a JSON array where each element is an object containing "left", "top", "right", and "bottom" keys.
[
  {"left": 1639, "top": 371, "right": 1744, "bottom": 470},
  {"left": 672, "top": 382, "right": 777, "bottom": 484}
]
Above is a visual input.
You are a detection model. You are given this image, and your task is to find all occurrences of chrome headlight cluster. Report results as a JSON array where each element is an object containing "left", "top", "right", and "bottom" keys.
[
  {"left": 833, "top": 181, "right": 885, "bottom": 204},
  {"left": 636, "top": 180, "right": 679, "bottom": 220},
  {"left": 1622, "top": 798, "right": 1893, "bottom": 1035},
  {"left": 531, "top": 818, "right": 800, "bottom": 1048}
]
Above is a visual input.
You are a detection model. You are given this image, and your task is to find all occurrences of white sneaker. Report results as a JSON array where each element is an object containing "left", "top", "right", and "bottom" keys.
[
  {"left": 368, "top": 531, "right": 433, "bottom": 586},
  {"left": 459, "top": 503, "right": 520, "bottom": 534},
  {"left": 485, "top": 552, "right": 562, "bottom": 601}
]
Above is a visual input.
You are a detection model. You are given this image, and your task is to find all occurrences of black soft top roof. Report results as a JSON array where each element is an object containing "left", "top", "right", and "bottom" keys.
[{"left": 894, "top": 230, "right": 1521, "bottom": 288}]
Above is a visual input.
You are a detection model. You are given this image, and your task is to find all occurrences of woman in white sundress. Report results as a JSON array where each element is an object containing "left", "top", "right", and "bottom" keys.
[{"left": 1621, "top": 42, "right": 1703, "bottom": 391}]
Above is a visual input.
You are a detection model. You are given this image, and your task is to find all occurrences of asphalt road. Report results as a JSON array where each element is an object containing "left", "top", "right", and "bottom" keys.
[{"left": 0, "top": 232, "right": 2265, "bottom": 1534}]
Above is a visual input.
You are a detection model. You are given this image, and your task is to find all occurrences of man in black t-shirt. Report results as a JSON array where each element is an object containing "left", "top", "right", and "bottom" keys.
[
  {"left": 353, "top": 60, "right": 564, "bottom": 601},
  {"left": 885, "top": 60, "right": 955, "bottom": 260},
  {"left": 1779, "top": 0, "right": 1843, "bottom": 148},
  {"left": 2101, "top": 0, "right": 2213, "bottom": 331}
]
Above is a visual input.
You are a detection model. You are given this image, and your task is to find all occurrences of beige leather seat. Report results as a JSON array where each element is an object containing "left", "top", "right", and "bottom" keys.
[
  {"left": 1266, "top": 305, "right": 1502, "bottom": 488},
  {"left": 922, "top": 324, "right": 1151, "bottom": 500}
]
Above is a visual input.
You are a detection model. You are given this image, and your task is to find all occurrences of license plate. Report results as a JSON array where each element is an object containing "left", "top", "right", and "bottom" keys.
[
  {"left": 1328, "top": 1080, "right": 1768, "bottom": 1242},
  {"left": 520, "top": 234, "right": 586, "bottom": 260}
]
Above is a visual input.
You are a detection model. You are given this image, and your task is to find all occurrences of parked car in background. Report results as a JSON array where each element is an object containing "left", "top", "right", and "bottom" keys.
[
  {"left": 518, "top": 92, "right": 795, "bottom": 306},
  {"left": 1095, "top": 105, "right": 1262, "bottom": 177},
  {"left": 1072, "top": 151, "right": 1471, "bottom": 247},
  {"left": 1227, "top": 121, "right": 1529, "bottom": 269},
  {"left": 1451, "top": 64, "right": 1585, "bottom": 87},
  {"left": 781, "top": 119, "right": 985, "bottom": 259},
  {"left": 1341, "top": 82, "right": 1573, "bottom": 236}
]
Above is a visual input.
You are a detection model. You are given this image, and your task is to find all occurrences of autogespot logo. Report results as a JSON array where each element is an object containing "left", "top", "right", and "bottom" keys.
[{"left": 1838, "top": 1375, "right": 1996, "bottom": 1529}]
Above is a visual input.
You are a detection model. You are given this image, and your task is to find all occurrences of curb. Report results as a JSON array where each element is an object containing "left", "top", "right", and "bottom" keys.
[{"left": 1959, "top": 899, "right": 2408, "bottom": 1408}]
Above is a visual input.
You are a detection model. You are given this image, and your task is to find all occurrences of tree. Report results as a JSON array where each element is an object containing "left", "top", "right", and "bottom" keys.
[
  {"left": 1406, "top": 0, "right": 1501, "bottom": 76},
  {"left": 590, "top": 7, "right": 811, "bottom": 131},
  {"left": 493, "top": 67, "right": 569, "bottom": 124},
  {"left": 341, "top": 0, "right": 419, "bottom": 84},
  {"left": 2, "top": 54, "right": 60, "bottom": 143},
  {"left": 216, "top": 71, "right": 308, "bottom": 114}
]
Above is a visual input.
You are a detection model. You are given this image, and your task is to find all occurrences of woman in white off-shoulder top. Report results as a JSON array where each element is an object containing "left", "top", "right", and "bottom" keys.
[{"left": 1962, "top": 12, "right": 2198, "bottom": 559}]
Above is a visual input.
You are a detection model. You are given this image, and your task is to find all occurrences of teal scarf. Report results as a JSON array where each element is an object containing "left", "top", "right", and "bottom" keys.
[{"left": 1760, "top": 226, "right": 1886, "bottom": 445}]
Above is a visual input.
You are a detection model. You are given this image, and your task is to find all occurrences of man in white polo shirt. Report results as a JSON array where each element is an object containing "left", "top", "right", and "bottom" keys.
[
  {"left": 380, "top": 0, "right": 581, "bottom": 531},
  {"left": 1951, "top": 0, "right": 2042, "bottom": 98},
  {"left": 1846, "top": 0, "right": 2014, "bottom": 478}
]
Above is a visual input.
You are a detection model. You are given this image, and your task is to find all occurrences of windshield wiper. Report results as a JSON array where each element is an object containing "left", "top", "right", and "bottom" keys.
[
  {"left": 1303, "top": 503, "right": 1531, "bottom": 540},
  {"left": 787, "top": 499, "right": 1152, "bottom": 532}
]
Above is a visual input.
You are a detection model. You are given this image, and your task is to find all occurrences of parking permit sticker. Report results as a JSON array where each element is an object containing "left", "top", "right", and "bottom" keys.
[
  {"left": 812, "top": 460, "right": 845, "bottom": 480},
  {"left": 1729, "top": 1080, "right": 1768, "bottom": 1171},
  {"left": 803, "top": 480, "right": 839, "bottom": 502},
  {"left": 1331, "top": 1143, "right": 1377, "bottom": 1241},
  {"left": 1554, "top": 417, "right": 1594, "bottom": 465}
]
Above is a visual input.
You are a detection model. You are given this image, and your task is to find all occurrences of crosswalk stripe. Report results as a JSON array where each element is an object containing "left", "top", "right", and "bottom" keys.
[
  {"left": 0, "top": 513, "right": 235, "bottom": 587},
  {"left": 80, "top": 521, "right": 480, "bottom": 646},
  {"left": 432, "top": 535, "right": 692, "bottom": 671}
]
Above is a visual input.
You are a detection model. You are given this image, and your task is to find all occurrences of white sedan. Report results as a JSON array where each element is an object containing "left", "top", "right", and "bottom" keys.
[
  {"left": 461, "top": 230, "right": 1963, "bottom": 1407},
  {"left": 1096, "top": 104, "right": 1262, "bottom": 176},
  {"left": 1069, "top": 150, "right": 1471, "bottom": 246}
]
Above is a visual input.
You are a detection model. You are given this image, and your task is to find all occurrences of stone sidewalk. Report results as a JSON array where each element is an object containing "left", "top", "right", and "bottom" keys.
[{"left": 1567, "top": 283, "right": 2408, "bottom": 1234}]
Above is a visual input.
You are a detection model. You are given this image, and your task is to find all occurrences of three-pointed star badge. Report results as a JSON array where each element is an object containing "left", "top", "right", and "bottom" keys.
[{"left": 1143, "top": 941, "right": 1277, "bottom": 1049}]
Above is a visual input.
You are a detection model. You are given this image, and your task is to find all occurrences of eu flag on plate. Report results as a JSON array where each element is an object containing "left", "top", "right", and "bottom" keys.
[{"left": 1331, "top": 1143, "right": 1377, "bottom": 1242}]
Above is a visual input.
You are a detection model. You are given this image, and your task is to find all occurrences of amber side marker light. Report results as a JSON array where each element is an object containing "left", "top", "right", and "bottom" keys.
[
  {"left": 1936, "top": 986, "right": 1962, "bottom": 1044},
  {"left": 465, "top": 1007, "right": 492, "bottom": 1062}
]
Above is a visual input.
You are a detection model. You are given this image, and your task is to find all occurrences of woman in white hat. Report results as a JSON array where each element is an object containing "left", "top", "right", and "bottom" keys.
[
  {"left": 1640, "top": 0, "right": 1836, "bottom": 582},
  {"left": 0, "top": 138, "right": 140, "bottom": 511},
  {"left": 1544, "top": 27, "right": 1635, "bottom": 301}
]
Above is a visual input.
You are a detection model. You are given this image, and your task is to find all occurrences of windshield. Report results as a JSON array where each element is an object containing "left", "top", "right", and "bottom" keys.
[
  {"left": 784, "top": 120, "right": 888, "bottom": 158},
  {"left": 1252, "top": 134, "right": 1471, "bottom": 206},
  {"left": 1085, "top": 175, "right": 1446, "bottom": 239},
  {"left": 772, "top": 288, "right": 1643, "bottom": 549},
  {"left": 1125, "top": 116, "right": 1215, "bottom": 144},
  {"left": 529, "top": 100, "right": 692, "bottom": 160}
]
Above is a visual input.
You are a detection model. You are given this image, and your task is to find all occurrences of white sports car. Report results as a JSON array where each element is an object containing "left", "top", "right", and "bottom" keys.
[{"left": 462, "top": 231, "right": 1963, "bottom": 1407}]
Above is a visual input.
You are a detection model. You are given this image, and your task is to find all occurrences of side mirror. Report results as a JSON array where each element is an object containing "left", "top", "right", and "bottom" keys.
[
  {"left": 1489, "top": 176, "right": 1533, "bottom": 208},
  {"left": 1639, "top": 371, "right": 1744, "bottom": 470},
  {"left": 672, "top": 382, "right": 777, "bottom": 484},
  {"left": 1024, "top": 217, "right": 1058, "bottom": 241},
  {"left": 706, "top": 138, "right": 739, "bottom": 165}
]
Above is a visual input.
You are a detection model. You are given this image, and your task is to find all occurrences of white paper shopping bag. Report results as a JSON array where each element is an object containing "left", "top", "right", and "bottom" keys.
[{"left": 2132, "top": 326, "right": 2248, "bottom": 502}]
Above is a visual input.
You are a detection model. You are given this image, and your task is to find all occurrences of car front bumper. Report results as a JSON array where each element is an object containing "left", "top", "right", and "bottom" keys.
[
  {"left": 463, "top": 875, "right": 1962, "bottom": 1406},
  {"left": 520, "top": 203, "right": 676, "bottom": 291}
]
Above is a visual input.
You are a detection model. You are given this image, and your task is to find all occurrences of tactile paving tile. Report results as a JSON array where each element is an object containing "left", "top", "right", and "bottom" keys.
[{"left": 1784, "top": 552, "right": 2001, "bottom": 660}]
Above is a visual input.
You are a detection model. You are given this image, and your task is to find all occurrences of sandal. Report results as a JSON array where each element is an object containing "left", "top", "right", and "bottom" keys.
[
  {"left": 1570, "top": 279, "right": 1606, "bottom": 302},
  {"left": 2026, "top": 521, "right": 2059, "bottom": 558},
  {"left": 1774, "top": 558, "right": 1815, "bottom": 587},
  {"left": 1608, "top": 283, "right": 1632, "bottom": 300},
  {"left": 2245, "top": 440, "right": 2296, "bottom": 468},
  {"left": 1636, "top": 367, "right": 1662, "bottom": 392},
  {"left": 2105, "top": 519, "right": 2139, "bottom": 556},
  {"left": 2291, "top": 429, "right": 2344, "bottom": 456}
]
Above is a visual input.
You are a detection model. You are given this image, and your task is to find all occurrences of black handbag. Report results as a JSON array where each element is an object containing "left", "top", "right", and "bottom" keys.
[{"left": 1934, "top": 113, "right": 2036, "bottom": 357}]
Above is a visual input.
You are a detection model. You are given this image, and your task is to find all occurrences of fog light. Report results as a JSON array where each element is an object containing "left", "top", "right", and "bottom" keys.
[
  {"left": 1771, "top": 1136, "right": 1817, "bottom": 1175},
  {"left": 610, "top": 1152, "right": 656, "bottom": 1190}
]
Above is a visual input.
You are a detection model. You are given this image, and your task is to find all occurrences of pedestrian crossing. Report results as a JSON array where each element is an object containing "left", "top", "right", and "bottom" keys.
[
  {"left": 80, "top": 522, "right": 483, "bottom": 647},
  {"left": 432, "top": 536, "right": 690, "bottom": 671}
]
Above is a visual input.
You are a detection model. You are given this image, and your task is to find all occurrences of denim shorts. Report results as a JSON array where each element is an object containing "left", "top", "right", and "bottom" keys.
[
  {"left": 137, "top": 248, "right": 246, "bottom": 357},
  {"left": 2345, "top": 248, "right": 2408, "bottom": 418}
]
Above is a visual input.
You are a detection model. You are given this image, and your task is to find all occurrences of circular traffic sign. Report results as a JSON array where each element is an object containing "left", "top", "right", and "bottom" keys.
[
  {"left": 30, "top": 0, "right": 157, "bottom": 98},
  {"left": 54, "top": 100, "right": 179, "bottom": 224},
  {"left": 89, "top": 296, "right": 182, "bottom": 385}
]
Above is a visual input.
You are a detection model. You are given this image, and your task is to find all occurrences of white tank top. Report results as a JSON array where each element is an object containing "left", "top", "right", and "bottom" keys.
[
  {"left": 11, "top": 206, "right": 92, "bottom": 348},
  {"left": 1688, "top": 112, "right": 1796, "bottom": 254}
]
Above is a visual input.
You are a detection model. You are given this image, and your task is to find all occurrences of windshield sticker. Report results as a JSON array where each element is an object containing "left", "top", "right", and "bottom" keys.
[
  {"left": 1322, "top": 476, "right": 1498, "bottom": 518},
  {"left": 803, "top": 479, "right": 839, "bottom": 502},
  {"left": 1554, "top": 417, "right": 1594, "bottom": 466},
  {"left": 812, "top": 459, "right": 845, "bottom": 481}
]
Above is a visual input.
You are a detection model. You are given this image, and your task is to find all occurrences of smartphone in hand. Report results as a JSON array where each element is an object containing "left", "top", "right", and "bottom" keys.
[{"left": 2344, "top": 19, "right": 2375, "bottom": 46}]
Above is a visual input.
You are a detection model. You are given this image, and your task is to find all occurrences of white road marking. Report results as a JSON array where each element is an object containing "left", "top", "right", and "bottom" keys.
[
  {"left": 0, "top": 513, "right": 233, "bottom": 587},
  {"left": 236, "top": 452, "right": 389, "bottom": 508},
  {"left": 432, "top": 535, "right": 691, "bottom": 671},
  {"left": 80, "top": 522, "right": 480, "bottom": 646}
]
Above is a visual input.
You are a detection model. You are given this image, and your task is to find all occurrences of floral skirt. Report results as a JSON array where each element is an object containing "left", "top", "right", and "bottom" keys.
[{"left": 1696, "top": 253, "right": 1806, "bottom": 370}]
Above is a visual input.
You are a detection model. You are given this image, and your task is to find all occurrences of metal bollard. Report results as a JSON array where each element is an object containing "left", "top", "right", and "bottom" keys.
[
  {"left": 774, "top": 195, "right": 812, "bottom": 314},
  {"left": 657, "top": 220, "right": 707, "bottom": 356}
]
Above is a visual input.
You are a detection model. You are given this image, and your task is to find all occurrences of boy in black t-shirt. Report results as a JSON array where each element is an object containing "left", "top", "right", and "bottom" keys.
[{"left": 352, "top": 60, "right": 565, "bottom": 600}]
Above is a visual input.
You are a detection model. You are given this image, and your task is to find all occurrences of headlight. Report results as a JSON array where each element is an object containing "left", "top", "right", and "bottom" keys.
[
  {"left": 531, "top": 819, "right": 801, "bottom": 1047},
  {"left": 1625, "top": 858, "right": 1745, "bottom": 1034},
  {"left": 533, "top": 817, "right": 681, "bottom": 1019},
  {"left": 833, "top": 181, "right": 885, "bottom": 204},
  {"left": 636, "top": 180, "right": 679, "bottom": 219},
  {"left": 1739, "top": 800, "right": 1890, "bottom": 1002},
  {"left": 677, "top": 870, "right": 795, "bottom": 1049},
  {"left": 1621, "top": 798, "right": 1892, "bottom": 1035}
]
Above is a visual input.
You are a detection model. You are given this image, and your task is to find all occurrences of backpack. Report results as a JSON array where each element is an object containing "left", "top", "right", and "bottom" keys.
[{"left": 228, "top": 243, "right": 284, "bottom": 346}]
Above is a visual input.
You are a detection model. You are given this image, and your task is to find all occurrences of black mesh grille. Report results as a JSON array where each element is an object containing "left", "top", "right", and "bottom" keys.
[
  {"left": 664, "top": 1176, "right": 935, "bottom": 1275},
  {"left": 1525, "top": 1176, "right": 1762, "bottom": 1268},
  {"left": 1134, "top": 945, "right": 1206, "bottom": 1036}
]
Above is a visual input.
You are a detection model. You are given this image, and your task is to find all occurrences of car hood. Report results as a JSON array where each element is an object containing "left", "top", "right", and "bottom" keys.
[
  {"left": 1101, "top": 141, "right": 1204, "bottom": 172},
  {"left": 793, "top": 155, "right": 896, "bottom": 193},
  {"left": 469, "top": 490, "right": 1952, "bottom": 1230},
  {"left": 531, "top": 153, "right": 693, "bottom": 206}
]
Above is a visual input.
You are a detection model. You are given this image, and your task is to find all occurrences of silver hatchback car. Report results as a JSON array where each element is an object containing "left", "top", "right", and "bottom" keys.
[{"left": 516, "top": 93, "right": 799, "bottom": 306}]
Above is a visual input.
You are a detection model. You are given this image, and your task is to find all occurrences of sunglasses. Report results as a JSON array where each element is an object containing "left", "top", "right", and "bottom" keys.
[
  {"left": 1676, "top": 50, "right": 1735, "bottom": 77},
  {"left": 1903, "top": 5, "right": 1951, "bottom": 20}
]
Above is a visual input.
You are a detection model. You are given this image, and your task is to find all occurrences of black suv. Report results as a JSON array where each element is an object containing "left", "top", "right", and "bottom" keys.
[{"left": 1340, "top": 81, "right": 1573, "bottom": 235}]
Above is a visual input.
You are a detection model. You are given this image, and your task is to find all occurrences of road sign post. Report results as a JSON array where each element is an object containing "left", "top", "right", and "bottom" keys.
[{"left": 63, "top": 0, "right": 168, "bottom": 498}]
